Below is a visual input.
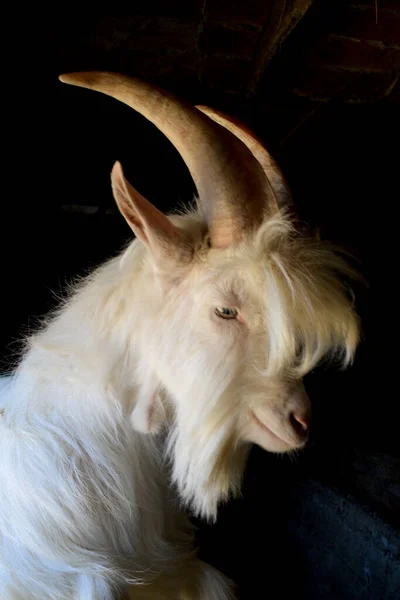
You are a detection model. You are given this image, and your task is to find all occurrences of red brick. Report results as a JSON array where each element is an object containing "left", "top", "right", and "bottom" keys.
[
  {"left": 105, "top": 1, "right": 204, "bottom": 17},
  {"left": 350, "top": 2, "right": 399, "bottom": 10},
  {"left": 292, "top": 68, "right": 396, "bottom": 104},
  {"left": 291, "top": 68, "right": 355, "bottom": 99},
  {"left": 206, "top": 0, "right": 272, "bottom": 27},
  {"left": 121, "top": 51, "right": 201, "bottom": 81},
  {"left": 200, "top": 23, "right": 260, "bottom": 57},
  {"left": 309, "top": 35, "right": 399, "bottom": 72},
  {"left": 331, "top": 6, "right": 400, "bottom": 45},
  {"left": 291, "top": 66, "right": 395, "bottom": 102},
  {"left": 342, "top": 71, "right": 394, "bottom": 101},
  {"left": 95, "top": 17, "right": 198, "bottom": 53},
  {"left": 202, "top": 55, "right": 251, "bottom": 92}
]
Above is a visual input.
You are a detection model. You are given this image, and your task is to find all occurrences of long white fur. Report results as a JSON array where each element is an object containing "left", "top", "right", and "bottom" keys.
[{"left": 0, "top": 205, "right": 359, "bottom": 599}]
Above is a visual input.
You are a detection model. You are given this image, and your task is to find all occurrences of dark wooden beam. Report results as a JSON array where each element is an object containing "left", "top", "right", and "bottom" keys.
[{"left": 247, "top": 0, "right": 315, "bottom": 95}]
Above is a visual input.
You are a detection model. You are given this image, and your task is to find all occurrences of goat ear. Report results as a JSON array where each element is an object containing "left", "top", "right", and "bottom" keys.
[{"left": 111, "top": 161, "right": 191, "bottom": 263}]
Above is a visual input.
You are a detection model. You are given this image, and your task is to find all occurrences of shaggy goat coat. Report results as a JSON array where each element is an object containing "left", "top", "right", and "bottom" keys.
[{"left": 0, "top": 72, "right": 360, "bottom": 600}]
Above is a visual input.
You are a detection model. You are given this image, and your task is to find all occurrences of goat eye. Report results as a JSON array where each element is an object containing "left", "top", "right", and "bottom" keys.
[{"left": 215, "top": 307, "right": 238, "bottom": 320}]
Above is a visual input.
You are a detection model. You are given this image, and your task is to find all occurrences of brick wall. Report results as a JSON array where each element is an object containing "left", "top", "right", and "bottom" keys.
[
  {"left": 287, "top": 3, "right": 399, "bottom": 104},
  {"left": 28, "top": 3, "right": 398, "bottom": 115},
  {"left": 52, "top": 2, "right": 399, "bottom": 103}
]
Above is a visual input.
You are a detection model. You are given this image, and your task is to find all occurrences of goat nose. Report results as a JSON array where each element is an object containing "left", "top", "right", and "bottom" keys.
[{"left": 290, "top": 412, "right": 310, "bottom": 437}]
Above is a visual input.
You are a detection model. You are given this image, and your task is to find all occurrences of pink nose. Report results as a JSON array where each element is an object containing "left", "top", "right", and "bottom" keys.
[{"left": 290, "top": 411, "right": 310, "bottom": 437}]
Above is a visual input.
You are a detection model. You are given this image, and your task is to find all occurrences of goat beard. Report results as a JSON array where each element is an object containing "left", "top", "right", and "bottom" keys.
[{"left": 164, "top": 387, "right": 250, "bottom": 522}]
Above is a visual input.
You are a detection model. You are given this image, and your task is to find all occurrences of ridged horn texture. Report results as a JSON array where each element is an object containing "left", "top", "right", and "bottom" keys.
[
  {"left": 59, "top": 71, "right": 278, "bottom": 248},
  {"left": 195, "top": 105, "right": 294, "bottom": 214}
]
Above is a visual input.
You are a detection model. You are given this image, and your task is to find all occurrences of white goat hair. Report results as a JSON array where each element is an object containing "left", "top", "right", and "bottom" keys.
[{"left": 0, "top": 72, "right": 360, "bottom": 600}]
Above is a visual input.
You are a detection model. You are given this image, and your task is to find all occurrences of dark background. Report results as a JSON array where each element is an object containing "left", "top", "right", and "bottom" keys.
[{"left": 1, "top": 2, "right": 399, "bottom": 598}]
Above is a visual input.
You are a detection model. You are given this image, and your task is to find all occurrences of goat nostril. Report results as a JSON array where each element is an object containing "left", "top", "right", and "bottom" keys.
[{"left": 290, "top": 412, "right": 309, "bottom": 436}]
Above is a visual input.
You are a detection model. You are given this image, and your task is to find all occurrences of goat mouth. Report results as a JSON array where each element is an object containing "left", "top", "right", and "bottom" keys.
[
  {"left": 250, "top": 410, "right": 305, "bottom": 448},
  {"left": 250, "top": 410, "right": 288, "bottom": 445}
]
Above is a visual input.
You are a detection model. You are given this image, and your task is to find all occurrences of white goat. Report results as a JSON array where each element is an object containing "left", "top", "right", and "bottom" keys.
[{"left": 0, "top": 72, "right": 360, "bottom": 600}]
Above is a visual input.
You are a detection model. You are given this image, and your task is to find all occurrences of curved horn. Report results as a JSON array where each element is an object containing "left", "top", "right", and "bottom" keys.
[
  {"left": 59, "top": 71, "right": 274, "bottom": 249},
  {"left": 196, "top": 105, "right": 294, "bottom": 215}
]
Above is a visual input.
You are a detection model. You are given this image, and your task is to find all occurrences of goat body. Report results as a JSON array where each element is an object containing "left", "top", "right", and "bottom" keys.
[{"left": 0, "top": 72, "right": 360, "bottom": 600}]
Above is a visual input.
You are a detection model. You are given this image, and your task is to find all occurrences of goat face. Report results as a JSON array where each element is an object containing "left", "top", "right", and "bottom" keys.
[{"left": 128, "top": 206, "right": 358, "bottom": 520}]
